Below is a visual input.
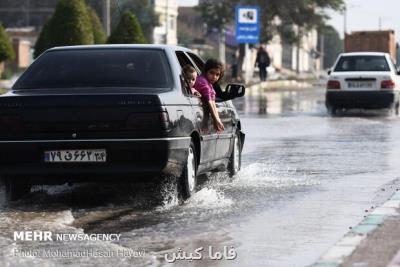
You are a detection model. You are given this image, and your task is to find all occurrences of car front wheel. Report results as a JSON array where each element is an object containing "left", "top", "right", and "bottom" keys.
[{"left": 228, "top": 132, "right": 242, "bottom": 177}]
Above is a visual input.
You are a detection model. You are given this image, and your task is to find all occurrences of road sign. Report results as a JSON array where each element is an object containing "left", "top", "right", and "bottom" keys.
[{"left": 235, "top": 6, "right": 260, "bottom": 44}]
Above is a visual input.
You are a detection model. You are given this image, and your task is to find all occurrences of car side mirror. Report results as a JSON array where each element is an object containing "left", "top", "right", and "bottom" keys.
[
  {"left": 327, "top": 69, "right": 332, "bottom": 75},
  {"left": 397, "top": 67, "right": 400, "bottom": 75},
  {"left": 224, "top": 84, "right": 245, "bottom": 100}
]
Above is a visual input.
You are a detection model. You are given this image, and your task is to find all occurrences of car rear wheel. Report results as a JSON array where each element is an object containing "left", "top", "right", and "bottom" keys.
[
  {"left": 5, "top": 177, "right": 31, "bottom": 201},
  {"left": 178, "top": 141, "right": 197, "bottom": 200},
  {"left": 228, "top": 132, "right": 242, "bottom": 178}
]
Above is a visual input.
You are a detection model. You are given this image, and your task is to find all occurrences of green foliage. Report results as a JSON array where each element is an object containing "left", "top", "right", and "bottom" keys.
[
  {"left": 0, "top": 67, "right": 13, "bottom": 80},
  {"left": 0, "top": 23, "right": 15, "bottom": 62},
  {"left": 88, "top": 7, "right": 106, "bottom": 44},
  {"left": 118, "top": 0, "right": 159, "bottom": 43},
  {"left": 196, "top": 1, "right": 236, "bottom": 33},
  {"left": 34, "top": 0, "right": 94, "bottom": 58},
  {"left": 197, "top": 0, "right": 345, "bottom": 44},
  {"left": 49, "top": 0, "right": 94, "bottom": 45},
  {"left": 107, "top": 12, "right": 147, "bottom": 44},
  {"left": 34, "top": 20, "right": 51, "bottom": 58},
  {"left": 318, "top": 25, "right": 343, "bottom": 68}
]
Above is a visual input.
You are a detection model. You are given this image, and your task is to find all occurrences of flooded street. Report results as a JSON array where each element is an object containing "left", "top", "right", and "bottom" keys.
[{"left": 2, "top": 86, "right": 400, "bottom": 267}]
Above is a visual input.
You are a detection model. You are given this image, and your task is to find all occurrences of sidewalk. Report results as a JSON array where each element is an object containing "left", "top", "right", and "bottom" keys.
[{"left": 312, "top": 190, "right": 400, "bottom": 267}]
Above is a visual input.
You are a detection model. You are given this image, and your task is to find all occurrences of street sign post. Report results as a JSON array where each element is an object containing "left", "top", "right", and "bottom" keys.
[{"left": 235, "top": 6, "right": 260, "bottom": 44}]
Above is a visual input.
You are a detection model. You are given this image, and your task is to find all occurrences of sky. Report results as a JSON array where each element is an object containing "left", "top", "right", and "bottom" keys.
[{"left": 178, "top": 0, "right": 400, "bottom": 42}]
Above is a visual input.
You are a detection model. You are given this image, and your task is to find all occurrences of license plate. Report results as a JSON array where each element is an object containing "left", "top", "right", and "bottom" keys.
[
  {"left": 44, "top": 149, "right": 106, "bottom": 163},
  {"left": 348, "top": 81, "right": 373, "bottom": 88}
]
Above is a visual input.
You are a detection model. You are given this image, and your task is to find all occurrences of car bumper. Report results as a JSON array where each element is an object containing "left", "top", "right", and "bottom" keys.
[
  {"left": 0, "top": 137, "right": 191, "bottom": 181},
  {"left": 326, "top": 90, "right": 399, "bottom": 109}
]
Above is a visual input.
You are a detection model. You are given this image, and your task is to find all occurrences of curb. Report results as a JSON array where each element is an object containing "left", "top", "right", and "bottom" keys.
[{"left": 311, "top": 191, "right": 400, "bottom": 267}]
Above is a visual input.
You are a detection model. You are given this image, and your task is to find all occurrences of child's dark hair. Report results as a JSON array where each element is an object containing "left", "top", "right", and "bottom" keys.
[
  {"left": 203, "top": 59, "right": 224, "bottom": 82},
  {"left": 182, "top": 64, "right": 196, "bottom": 77}
]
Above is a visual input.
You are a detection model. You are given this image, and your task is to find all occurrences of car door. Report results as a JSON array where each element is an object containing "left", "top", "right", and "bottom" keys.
[
  {"left": 186, "top": 52, "right": 233, "bottom": 160},
  {"left": 187, "top": 52, "right": 234, "bottom": 160},
  {"left": 214, "top": 87, "right": 234, "bottom": 160},
  {"left": 175, "top": 51, "right": 217, "bottom": 165}
]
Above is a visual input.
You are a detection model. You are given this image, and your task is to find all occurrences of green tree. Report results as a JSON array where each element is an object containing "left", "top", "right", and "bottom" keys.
[
  {"left": 197, "top": 0, "right": 345, "bottom": 75},
  {"left": 34, "top": 0, "right": 94, "bottom": 58},
  {"left": 118, "top": 0, "right": 159, "bottom": 43},
  {"left": 34, "top": 20, "right": 51, "bottom": 58},
  {"left": 198, "top": 0, "right": 344, "bottom": 44},
  {"left": 88, "top": 7, "right": 106, "bottom": 44},
  {"left": 318, "top": 25, "right": 343, "bottom": 69},
  {"left": 107, "top": 12, "right": 146, "bottom": 44},
  {"left": 0, "top": 23, "right": 15, "bottom": 62}
]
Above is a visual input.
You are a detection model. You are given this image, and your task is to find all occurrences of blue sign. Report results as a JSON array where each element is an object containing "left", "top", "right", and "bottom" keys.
[{"left": 235, "top": 6, "right": 260, "bottom": 44}]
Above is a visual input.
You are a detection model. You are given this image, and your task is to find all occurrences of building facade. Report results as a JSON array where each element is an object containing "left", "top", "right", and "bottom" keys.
[{"left": 152, "top": 0, "right": 178, "bottom": 45}]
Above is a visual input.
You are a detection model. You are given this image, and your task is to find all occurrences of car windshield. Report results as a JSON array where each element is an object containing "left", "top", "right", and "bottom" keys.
[
  {"left": 334, "top": 55, "right": 390, "bottom": 72},
  {"left": 13, "top": 48, "right": 173, "bottom": 89}
]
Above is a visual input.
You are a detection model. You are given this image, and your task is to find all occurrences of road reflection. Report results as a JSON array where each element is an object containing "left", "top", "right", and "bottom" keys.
[{"left": 234, "top": 84, "right": 325, "bottom": 116}]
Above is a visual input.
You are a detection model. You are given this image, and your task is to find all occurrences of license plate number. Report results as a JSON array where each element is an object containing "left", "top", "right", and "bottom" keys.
[
  {"left": 44, "top": 149, "right": 106, "bottom": 163},
  {"left": 348, "top": 81, "right": 373, "bottom": 88}
]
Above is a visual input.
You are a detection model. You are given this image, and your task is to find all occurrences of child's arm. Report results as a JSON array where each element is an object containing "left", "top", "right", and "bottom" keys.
[{"left": 208, "top": 100, "right": 224, "bottom": 133}]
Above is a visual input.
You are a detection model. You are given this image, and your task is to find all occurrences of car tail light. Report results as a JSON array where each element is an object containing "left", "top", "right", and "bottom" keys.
[
  {"left": 327, "top": 80, "right": 341, "bottom": 89},
  {"left": 381, "top": 80, "right": 395, "bottom": 89},
  {"left": 126, "top": 111, "right": 170, "bottom": 130},
  {"left": 0, "top": 115, "right": 23, "bottom": 131}
]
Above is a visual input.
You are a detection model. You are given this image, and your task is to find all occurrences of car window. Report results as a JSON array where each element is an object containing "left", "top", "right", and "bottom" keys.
[
  {"left": 175, "top": 51, "right": 195, "bottom": 69},
  {"left": 13, "top": 49, "right": 173, "bottom": 89},
  {"left": 187, "top": 52, "right": 205, "bottom": 73},
  {"left": 175, "top": 51, "right": 199, "bottom": 95},
  {"left": 334, "top": 55, "right": 390, "bottom": 72}
]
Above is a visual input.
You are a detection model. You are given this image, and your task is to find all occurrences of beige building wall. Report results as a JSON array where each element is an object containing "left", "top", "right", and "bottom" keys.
[{"left": 153, "top": 0, "right": 178, "bottom": 45}]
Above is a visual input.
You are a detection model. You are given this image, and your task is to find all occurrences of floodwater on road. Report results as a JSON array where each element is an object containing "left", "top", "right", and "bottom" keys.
[{"left": 1, "top": 85, "right": 400, "bottom": 267}]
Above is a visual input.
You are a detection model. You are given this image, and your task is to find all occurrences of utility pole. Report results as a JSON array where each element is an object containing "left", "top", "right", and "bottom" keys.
[
  {"left": 103, "top": 0, "right": 111, "bottom": 36},
  {"left": 379, "top": 17, "right": 382, "bottom": 30}
]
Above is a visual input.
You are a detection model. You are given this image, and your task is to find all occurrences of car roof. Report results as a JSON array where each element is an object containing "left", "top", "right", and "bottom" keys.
[
  {"left": 47, "top": 44, "right": 192, "bottom": 53},
  {"left": 339, "top": 52, "right": 389, "bottom": 57}
]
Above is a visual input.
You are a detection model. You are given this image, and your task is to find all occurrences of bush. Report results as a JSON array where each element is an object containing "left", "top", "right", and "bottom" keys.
[
  {"left": 34, "top": 0, "right": 94, "bottom": 58},
  {"left": 0, "top": 23, "right": 15, "bottom": 62},
  {"left": 0, "top": 67, "right": 13, "bottom": 80},
  {"left": 107, "top": 12, "right": 147, "bottom": 44},
  {"left": 34, "top": 20, "right": 51, "bottom": 58},
  {"left": 88, "top": 7, "right": 106, "bottom": 44}
]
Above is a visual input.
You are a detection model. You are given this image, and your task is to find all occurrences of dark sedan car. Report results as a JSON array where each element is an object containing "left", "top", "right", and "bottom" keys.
[{"left": 0, "top": 45, "right": 245, "bottom": 201}]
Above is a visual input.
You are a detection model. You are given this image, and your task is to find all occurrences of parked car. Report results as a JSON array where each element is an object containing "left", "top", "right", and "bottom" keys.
[
  {"left": 0, "top": 45, "right": 245, "bottom": 201},
  {"left": 326, "top": 52, "right": 400, "bottom": 115}
]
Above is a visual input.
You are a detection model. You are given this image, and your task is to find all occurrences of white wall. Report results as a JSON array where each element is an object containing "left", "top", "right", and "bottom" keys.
[{"left": 153, "top": 0, "right": 178, "bottom": 45}]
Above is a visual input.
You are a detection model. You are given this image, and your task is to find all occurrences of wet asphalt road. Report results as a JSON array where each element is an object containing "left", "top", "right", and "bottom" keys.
[{"left": 1, "top": 85, "right": 400, "bottom": 267}]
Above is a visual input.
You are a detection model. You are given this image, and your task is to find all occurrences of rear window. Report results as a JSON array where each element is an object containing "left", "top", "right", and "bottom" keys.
[
  {"left": 14, "top": 49, "right": 172, "bottom": 89},
  {"left": 334, "top": 55, "right": 390, "bottom": 72}
]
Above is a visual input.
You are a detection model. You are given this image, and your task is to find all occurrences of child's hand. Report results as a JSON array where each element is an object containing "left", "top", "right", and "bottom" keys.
[
  {"left": 193, "top": 89, "right": 201, "bottom": 97},
  {"left": 213, "top": 119, "right": 224, "bottom": 133}
]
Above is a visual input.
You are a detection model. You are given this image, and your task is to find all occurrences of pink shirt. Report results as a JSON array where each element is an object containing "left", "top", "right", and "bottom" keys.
[{"left": 194, "top": 74, "right": 216, "bottom": 101}]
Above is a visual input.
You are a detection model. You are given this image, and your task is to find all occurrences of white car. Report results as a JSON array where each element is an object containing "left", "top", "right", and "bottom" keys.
[{"left": 326, "top": 52, "right": 400, "bottom": 115}]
